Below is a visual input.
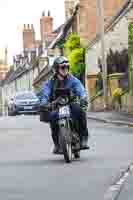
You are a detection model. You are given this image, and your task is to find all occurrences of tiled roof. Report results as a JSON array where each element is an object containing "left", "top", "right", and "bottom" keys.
[
  {"left": 52, "top": 24, "right": 64, "bottom": 34},
  {"left": 33, "top": 56, "right": 56, "bottom": 85},
  {"left": 3, "top": 63, "right": 33, "bottom": 85}
]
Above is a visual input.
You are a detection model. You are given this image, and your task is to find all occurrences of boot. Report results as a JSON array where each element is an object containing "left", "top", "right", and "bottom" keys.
[
  {"left": 50, "top": 122, "right": 59, "bottom": 154},
  {"left": 80, "top": 136, "right": 90, "bottom": 150},
  {"left": 51, "top": 132, "right": 61, "bottom": 154},
  {"left": 52, "top": 145, "right": 60, "bottom": 154},
  {"left": 50, "top": 124, "right": 63, "bottom": 154},
  {"left": 79, "top": 113, "right": 90, "bottom": 150}
]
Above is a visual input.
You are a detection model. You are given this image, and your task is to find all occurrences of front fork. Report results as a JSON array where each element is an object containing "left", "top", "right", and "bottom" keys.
[
  {"left": 58, "top": 118, "right": 72, "bottom": 144},
  {"left": 58, "top": 118, "right": 80, "bottom": 151}
]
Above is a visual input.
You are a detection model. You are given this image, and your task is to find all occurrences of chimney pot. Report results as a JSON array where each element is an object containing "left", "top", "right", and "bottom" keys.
[
  {"left": 48, "top": 10, "right": 50, "bottom": 16},
  {"left": 42, "top": 11, "right": 45, "bottom": 16}
]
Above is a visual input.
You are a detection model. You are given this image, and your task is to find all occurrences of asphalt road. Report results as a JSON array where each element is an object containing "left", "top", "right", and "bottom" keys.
[{"left": 0, "top": 115, "right": 133, "bottom": 200}]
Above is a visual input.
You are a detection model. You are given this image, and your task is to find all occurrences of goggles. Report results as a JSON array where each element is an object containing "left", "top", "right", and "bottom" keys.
[{"left": 58, "top": 63, "right": 69, "bottom": 70}]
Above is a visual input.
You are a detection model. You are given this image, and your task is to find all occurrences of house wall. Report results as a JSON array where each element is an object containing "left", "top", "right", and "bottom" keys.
[
  {"left": 86, "top": 6, "right": 132, "bottom": 75},
  {"left": 65, "top": 0, "right": 126, "bottom": 44},
  {"left": 79, "top": 0, "right": 125, "bottom": 44},
  {"left": 86, "top": 5, "right": 133, "bottom": 112}
]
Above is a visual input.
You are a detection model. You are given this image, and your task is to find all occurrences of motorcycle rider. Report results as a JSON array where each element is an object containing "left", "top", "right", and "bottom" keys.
[{"left": 39, "top": 56, "right": 89, "bottom": 154}]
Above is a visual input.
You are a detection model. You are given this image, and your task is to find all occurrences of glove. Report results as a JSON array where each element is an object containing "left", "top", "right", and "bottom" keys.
[
  {"left": 80, "top": 98, "right": 88, "bottom": 112},
  {"left": 39, "top": 103, "right": 51, "bottom": 111}
]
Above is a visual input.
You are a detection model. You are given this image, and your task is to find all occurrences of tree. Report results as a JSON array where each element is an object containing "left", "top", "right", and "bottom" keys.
[
  {"left": 64, "top": 33, "right": 85, "bottom": 85},
  {"left": 128, "top": 22, "right": 133, "bottom": 56}
]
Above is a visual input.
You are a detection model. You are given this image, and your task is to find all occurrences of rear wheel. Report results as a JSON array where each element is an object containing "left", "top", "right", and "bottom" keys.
[{"left": 60, "top": 127, "right": 72, "bottom": 163}]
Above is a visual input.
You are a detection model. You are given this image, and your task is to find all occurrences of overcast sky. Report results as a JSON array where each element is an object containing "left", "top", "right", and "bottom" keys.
[{"left": 0, "top": 0, "right": 65, "bottom": 64}]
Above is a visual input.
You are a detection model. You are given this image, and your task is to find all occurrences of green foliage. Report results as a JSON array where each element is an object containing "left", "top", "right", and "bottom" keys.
[
  {"left": 68, "top": 48, "right": 85, "bottom": 65},
  {"left": 64, "top": 33, "right": 80, "bottom": 51},
  {"left": 56, "top": 39, "right": 65, "bottom": 49},
  {"left": 68, "top": 48, "right": 85, "bottom": 77},
  {"left": 64, "top": 33, "right": 85, "bottom": 82},
  {"left": 128, "top": 22, "right": 133, "bottom": 95},
  {"left": 128, "top": 22, "right": 133, "bottom": 56},
  {"left": 128, "top": 22, "right": 133, "bottom": 65}
]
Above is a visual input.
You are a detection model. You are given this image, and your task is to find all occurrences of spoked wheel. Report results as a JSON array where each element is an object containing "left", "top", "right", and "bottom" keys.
[{"left": 60, "top": 127, "right": 72, "bottom": 163}]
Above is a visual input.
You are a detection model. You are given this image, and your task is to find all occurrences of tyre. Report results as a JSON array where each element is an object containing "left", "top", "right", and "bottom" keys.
[
  {"left": 74, "top": 151, "right": 80, "bottom": 159},
  {"left": 60, "top": 127, "right": 72, "bottom": 163},
  {"left": 7, "top": 108, "right": 13, "bottom": 116}
]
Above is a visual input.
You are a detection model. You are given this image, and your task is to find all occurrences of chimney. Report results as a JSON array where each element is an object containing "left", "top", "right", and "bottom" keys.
[
  {"left": 40, "top": 10, "right": 53, "bottom": 41},
  {"left": 42, "top": 10, "right": 45, "bottom": 16},
  {"left": 23, "top": 24, "right": 36, "bottom": 50},
  {"left": 48, "top": 10, "right": 50, "bottom": 16}
]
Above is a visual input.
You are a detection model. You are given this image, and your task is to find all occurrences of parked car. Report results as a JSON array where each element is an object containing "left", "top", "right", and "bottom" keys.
[{"left": 8, "top": 91, "right": 40, "bottom": 116}]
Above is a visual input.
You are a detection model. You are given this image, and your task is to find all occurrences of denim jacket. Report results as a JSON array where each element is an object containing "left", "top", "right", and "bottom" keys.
[{"left": 40, "top": 74, "right": 87, "bottom": 105}]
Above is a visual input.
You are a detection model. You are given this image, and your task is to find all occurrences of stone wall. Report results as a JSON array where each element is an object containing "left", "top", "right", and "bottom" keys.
[
  {"left": 121, "top": 94, "right": 133, "bottom": 113},
  {"left": 85, "top": 3, "right": 133, "bottom": 112},
  {"left": 87, "top": 73, "right": 128, "bottom": 111},
  {"left": 86, "top": 7, "right": 131, "bottom": 75},
  {"left": 79, "top": 0, "right": 125, "bottom": 44}
]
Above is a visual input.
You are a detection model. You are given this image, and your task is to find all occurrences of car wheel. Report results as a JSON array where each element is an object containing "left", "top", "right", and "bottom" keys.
[{"left": 8, "top": 108, "right": 16, "bottom": 116}]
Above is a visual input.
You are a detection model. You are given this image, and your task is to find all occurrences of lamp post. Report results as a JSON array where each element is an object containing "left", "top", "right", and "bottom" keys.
[{"left": 96, "top": 0, "right": 108, "bottom": 109}]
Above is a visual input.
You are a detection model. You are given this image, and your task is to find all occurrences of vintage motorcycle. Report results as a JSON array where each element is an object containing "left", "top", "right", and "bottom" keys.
[{"left": 52, "top": 88, "right": 81, "bottom": 163}]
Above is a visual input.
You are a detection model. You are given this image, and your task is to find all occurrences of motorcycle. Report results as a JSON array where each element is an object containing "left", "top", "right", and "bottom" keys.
[{"left": 52, "top": 88, "right": 81, "bottom": 163}]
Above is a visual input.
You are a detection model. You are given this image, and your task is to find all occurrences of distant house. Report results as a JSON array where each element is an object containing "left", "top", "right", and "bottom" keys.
[
  {"left": 33, "top": 55, "right": 56, "bottom": 92},
  {"left": 0, "top": 47, "right": 9, "bottom": 80},
  {"left": 1, "top": 54, "right": 39, "bottom": 105}
]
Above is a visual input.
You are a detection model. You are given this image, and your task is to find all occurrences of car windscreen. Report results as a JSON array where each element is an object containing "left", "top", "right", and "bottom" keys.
[{"left": 15, "top": 93, "right": 37, "bottom": 100}]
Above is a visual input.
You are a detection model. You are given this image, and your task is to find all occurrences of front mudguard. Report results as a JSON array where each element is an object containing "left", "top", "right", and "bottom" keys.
[{"left": 58, "top": 118, "right": 72, "bottom": 144}]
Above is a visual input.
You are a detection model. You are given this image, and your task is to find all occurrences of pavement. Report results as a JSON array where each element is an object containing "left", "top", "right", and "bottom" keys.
[
  {"left": 88, "top": 111, "right": 133, "bottom": 199},
  {"left": 117, "top": 169, "right": 133, "bottom": 200},
  {"left": 88, "top": 111, "right": 133, "bottom": 127}
]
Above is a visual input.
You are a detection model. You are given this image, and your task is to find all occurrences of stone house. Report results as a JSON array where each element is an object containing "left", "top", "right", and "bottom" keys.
[
  {"left": 0, "top": 47, "right": 9, "bottom": 80},
  {"left": 1, "top": 55, "right": 39, "bottom": 109},
  {"left": 64, "top": 0, "right": 126, "bottom": 44},
  {"left": 85, "top": 0, "right": 133, "bottom": 112}
]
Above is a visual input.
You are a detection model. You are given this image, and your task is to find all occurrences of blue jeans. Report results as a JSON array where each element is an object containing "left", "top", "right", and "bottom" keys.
[{"left": 43, "top": 103, "right": 88, "bottom": 138}]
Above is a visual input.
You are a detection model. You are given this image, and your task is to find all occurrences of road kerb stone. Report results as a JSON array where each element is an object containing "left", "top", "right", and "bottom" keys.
[
  {"left": 87, "top": 116, "right": 133, "bottom": 127},
  {"left": 104, "top": 163, "right": 133, "bottom": 200}
]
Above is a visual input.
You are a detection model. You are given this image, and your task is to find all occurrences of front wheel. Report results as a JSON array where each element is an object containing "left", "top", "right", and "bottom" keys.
[
  {"left": 59, "top": 127, "right": 72, "bottom": 163},
  {"left": 74, "top": 151, "right": 80, "bottom": 159}
]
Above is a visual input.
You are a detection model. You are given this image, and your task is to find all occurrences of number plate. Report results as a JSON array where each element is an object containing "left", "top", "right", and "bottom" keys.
[
  {"left": 24, "top": 106, "right": 33, "bottom": 110},
  {"left": 59, "top": 106, "right": 70, "bottom": 117}
]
